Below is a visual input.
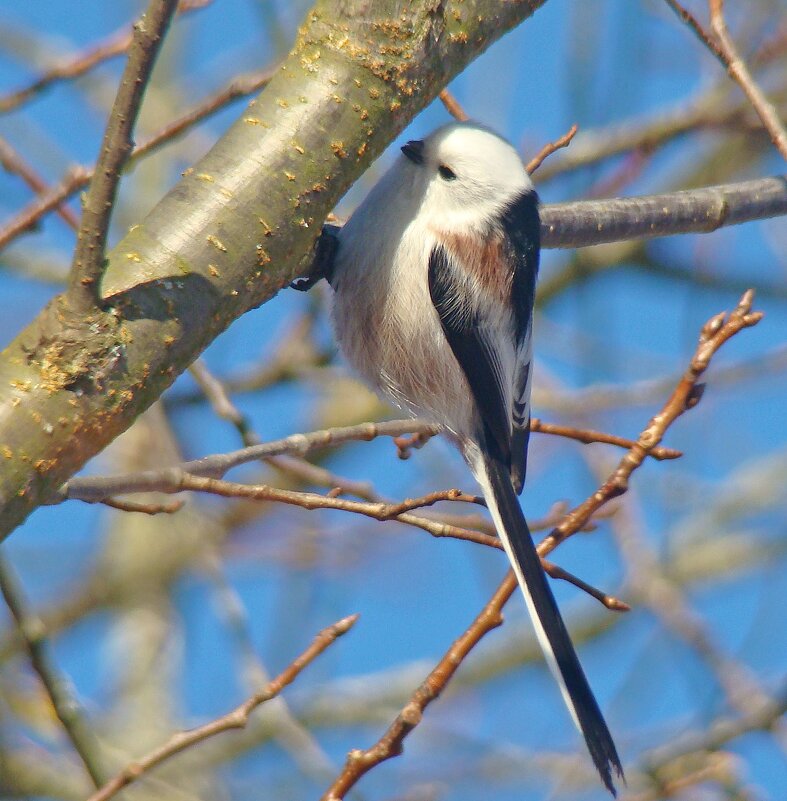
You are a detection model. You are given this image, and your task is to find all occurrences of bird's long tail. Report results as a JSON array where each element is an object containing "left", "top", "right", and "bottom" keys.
[{"left": 471, "top": 446, "right": 624, "bottom": 796}]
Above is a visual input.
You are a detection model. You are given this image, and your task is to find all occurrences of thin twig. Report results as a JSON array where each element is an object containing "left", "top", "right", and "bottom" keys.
[
  {"left": 189, "top": 359, "right": 259, "bottom": 446},
  {"left": 707, "top": 0, "right": 787, "bottom": 160},
  {"left": 86, "top": 614, "right": 358, "bottom": 801},
  {"left": 0, "top": 69, "right": 275, "bottom": 253},
  {"left": 68, "top": 0, "right": 179, "bottom": 312},
  {"left": 321, "top": 574, "right": 516, "bottom": 801},
  {"left": 57, "top": 415, "right": 679, "bottom": 505},
  {"left": 55, "top": 420, "right": 440, "bottom": 501},
  {"left": 0, "top": 0, "right": 211, "bottom": 114},
  {"left": 664, "top": 0, "right": 787, "bottom": 161},
  {"left": 530, "top": 418, "right": 682, "bottom": 460},
  {"left": 662, "top": 0, "right": 726, "bottom": 61},
  {"left": 0, "top": 137, "right": 79, "bottom": 228},
  {"left": 0, "top": 554, "right": 105, "bottom": 787},
  {"left": 438, "top": 88, "right": 469, "bottom": 121},
  {"left": 540, "top": 290, "right": 763, "bottom": 554},
  {"left": 526, "top": 123, "right": 579, "bottom": 174},
  {"left": 321, "top": 290, "right": 762, "bottom": 800}
]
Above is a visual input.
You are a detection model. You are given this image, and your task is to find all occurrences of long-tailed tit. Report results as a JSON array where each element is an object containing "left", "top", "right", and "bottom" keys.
[{"left": 308, "top": 122, "right": 623, "bottom": 794}]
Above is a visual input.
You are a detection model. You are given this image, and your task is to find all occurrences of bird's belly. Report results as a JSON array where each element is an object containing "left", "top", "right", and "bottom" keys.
[{"left": 333, "top": 231, "right": 475, "bottom": 437}]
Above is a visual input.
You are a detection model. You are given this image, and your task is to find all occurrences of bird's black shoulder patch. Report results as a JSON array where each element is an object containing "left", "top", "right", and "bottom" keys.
[
  {"left": 428, "top": 244, "right": 511, "bottom": 465},
  {"left": 499, "top": 188, "right": 539, "bottom": 344}
]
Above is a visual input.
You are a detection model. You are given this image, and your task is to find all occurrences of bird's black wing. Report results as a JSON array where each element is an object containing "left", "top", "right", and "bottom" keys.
[
  {"left": 500, "top": 189, "right": 540, "bottom": 493},
  {"left": 428, "top": 244, "right": 512, "bottom": 465}
]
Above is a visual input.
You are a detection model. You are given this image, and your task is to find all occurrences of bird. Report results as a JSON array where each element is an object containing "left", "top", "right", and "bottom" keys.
[{"left": 317, "top": 121, "right": 624, "bottom": 794}]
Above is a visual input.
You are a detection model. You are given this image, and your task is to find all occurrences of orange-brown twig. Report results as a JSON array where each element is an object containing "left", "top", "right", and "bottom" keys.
[
  {"left": 526, "top": 123, "right": 579, "bottom": 175},
  {"left": 86, "top": 614, "right": 358, "bottom": 801},
  {"left": 664, "top": 0, "right": 787, "bottom": 161},
  {"left": 707, "top": 0, "right": 787, "bottom": 161},
  {"left": 0, "top": 137, "right": 79, "bottom": 229},
  {"left": 439, "top": 88, "right": 469, "bottom": 122},
  {"left": 530, "top": 418, "right": 682, "bottom": 460},
  {"left": 540, "top": 290, "right": 762, "bottom": 554}
]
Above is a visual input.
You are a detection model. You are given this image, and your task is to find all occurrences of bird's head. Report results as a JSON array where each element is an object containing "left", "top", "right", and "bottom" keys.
[{"left": 400, "top": 123, "right": 533, "bottom": 229}]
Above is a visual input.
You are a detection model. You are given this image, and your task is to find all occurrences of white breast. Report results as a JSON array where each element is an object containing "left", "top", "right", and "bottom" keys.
[{"left": 331, "top": 178, "right": 477, "bottom": 438}]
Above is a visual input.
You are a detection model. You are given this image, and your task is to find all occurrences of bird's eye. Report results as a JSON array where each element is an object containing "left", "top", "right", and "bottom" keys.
[{"left": 438, "top": 164, "right": 457, "bottom": 181}]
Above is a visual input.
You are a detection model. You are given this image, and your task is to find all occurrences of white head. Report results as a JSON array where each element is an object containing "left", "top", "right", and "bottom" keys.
[{"left": 399, "top": 123, "right": 533, "bottom": 230}]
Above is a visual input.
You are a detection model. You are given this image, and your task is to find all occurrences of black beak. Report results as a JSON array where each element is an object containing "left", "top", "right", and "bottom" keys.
[{"left": 401, "top": 139, "right": 425, "bottom": 165}]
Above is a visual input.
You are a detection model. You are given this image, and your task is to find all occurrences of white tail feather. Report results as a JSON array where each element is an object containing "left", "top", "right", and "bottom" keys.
[{"left": 471, "top": 452, "right": 582, "bottom": 732}]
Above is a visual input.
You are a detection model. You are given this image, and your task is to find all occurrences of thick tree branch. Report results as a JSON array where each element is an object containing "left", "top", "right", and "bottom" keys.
[
  {"left": 68, "top": 0, "right": 179, "bottom": 313},
  {"left": 539, "top": 175, "right": 786, "bottom": 248}
]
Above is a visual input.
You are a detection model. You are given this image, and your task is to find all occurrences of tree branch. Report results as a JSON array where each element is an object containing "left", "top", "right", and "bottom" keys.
[
  {"left": 664, "top": 0, "right": 787, "bottom": 161},
  {"left": 540, "top": 290, "right": 762, "bottom": 554},
  {"left": 0, "top": 137, "right": 79, "bottom": 229},
  {"left": 707, "top": 0, "right": 787, "bottom": 160},
  {"left": 86, "top": 614, "right": 358, "bottom": 801},
  {"left": 67, "top": 0, "right": 179, "bottom": 313},
  {"left": 0, "top": 554, "right": 105, "bottom": 787},
  {"left": 539, "top": 175, "right": 786, "bottom": 248}
]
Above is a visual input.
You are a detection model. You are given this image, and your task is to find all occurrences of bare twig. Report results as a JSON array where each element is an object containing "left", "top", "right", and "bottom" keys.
[
  {"left": 68, "top": 0, "right": 179, "bottom": 312},
  {"left": 321, "top": 291, "right": 762, "bottom": 800},
  {"left": 0, "top": 554, "right": 105, "bottom": 787},
  {"left": 540, "top": 290, "right": 763, "bottom": 554},
  {"left": 0, "top": 166, "right": 90, "bottom": 252},
  {"left": 542, "top": 560, "right": 630, "bottom": 612},
  {"left": 0, "top": 69, "right": 274, "bottom": 253},
  {"left": 393, "top": 430, "right": 435, "bottom": 459},
  {"left": 0, "top": 137, "right": 79, "bottom": 229},
  {"left": 86, "top": 614, "right": 358, "bottom": 801},
  {"left": 438, "top": 88, "right": 469, "bottom": 121},
  {"left": 707, "top": 0, "right": 787, "bottom": 160},
  {"left": 321, "top": 573, "right": 516, "bottom": 801},
  {"left": 663, "top": 0, "right": 726, "bottom": 61},
  {"left": 189, "top": 359, "right": 259, "bottom": 446},
  {"left": 664, "top": 0, "right": 787, "bottom": 161},
  {"left": 55, "top": 420, "right": 440, "bottom": 501},
  {"left": 0, "top": 0, "right": 211, "bottom": 114},
  {"left": 526, "top": 123, "right": 579, "bottom": 174},
  {"left": 530, "top": 418, "right": 682, "bottom": 460}
]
